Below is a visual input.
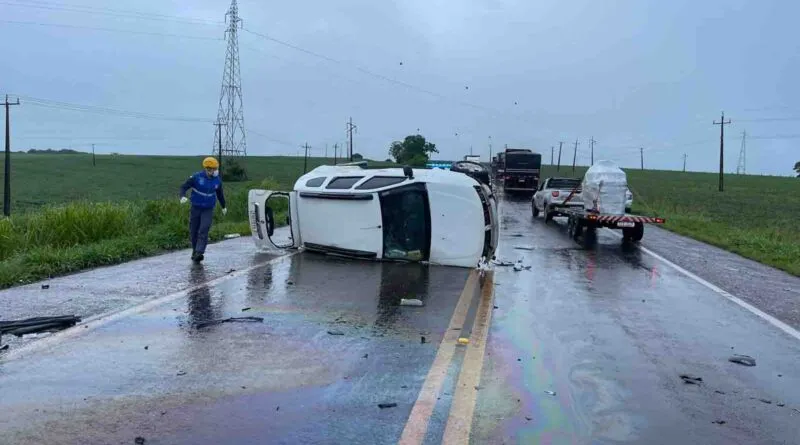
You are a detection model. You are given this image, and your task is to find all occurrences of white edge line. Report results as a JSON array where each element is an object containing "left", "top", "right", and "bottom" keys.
[
  {"left": 604, "top": 229, "right": 800, "bottom": 342},
  {"left": 2, "top": 251, "right": 299, "bottom": 361}
]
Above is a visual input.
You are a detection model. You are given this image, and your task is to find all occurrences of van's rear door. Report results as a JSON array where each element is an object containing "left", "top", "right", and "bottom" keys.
[{"left": 249, "top": 189, "right": 300, "bottom": 250}]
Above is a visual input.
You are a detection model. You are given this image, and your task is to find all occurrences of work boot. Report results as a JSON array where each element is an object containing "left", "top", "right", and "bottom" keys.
[{"left": 194, "top": 253, "right": 205, "bottom": 263}]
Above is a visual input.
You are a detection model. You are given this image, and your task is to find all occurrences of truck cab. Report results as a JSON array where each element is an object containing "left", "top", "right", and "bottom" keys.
[{"left": 248, "top": 164, "right": 498, "bottom": 268}]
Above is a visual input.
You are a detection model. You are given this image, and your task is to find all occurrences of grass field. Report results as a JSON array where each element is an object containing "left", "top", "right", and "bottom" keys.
[
  {"left": 539, "top": 165, "right": 800, "bottom": 276},
  {"left": 0, "top": 154, "right": 797, "bottom": 288}
]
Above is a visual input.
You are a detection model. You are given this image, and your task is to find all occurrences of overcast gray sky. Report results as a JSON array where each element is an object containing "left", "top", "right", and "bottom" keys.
[{"left": 2, "top": 0, "right": 799, "bottom": 175}]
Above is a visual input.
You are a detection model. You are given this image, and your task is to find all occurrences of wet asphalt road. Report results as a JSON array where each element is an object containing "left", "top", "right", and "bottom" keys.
[{"left": 1, "top": 194, "right": 799, "bottom": 444}]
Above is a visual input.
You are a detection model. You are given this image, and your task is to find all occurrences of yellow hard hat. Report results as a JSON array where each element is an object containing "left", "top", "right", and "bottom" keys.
[{"left": 202, "top": 157, "right": 219, "bottom": 169}]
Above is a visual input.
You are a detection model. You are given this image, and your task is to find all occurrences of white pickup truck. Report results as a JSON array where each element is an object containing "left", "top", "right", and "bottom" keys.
[{"left": 532, "top": 177, "right": 632, "bottom": 222}]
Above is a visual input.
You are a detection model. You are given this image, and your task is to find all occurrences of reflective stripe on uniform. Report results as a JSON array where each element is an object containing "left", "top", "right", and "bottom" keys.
[{"left": 190, "top": 187, "right": 215, "bottom": 197}]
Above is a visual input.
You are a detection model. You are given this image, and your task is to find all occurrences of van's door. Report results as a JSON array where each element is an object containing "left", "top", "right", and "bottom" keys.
[{"left": 248, "top": 189, "right": 300, "bottom": 250}]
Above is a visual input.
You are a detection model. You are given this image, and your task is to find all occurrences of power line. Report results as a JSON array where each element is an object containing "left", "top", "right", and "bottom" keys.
[
  {"left": 1, "top": 0, "right": 223, "bottom": 26},
  {"left": 0, "top": 19, "right": 223, "bottom": 41},
  {"left": 16, "top": 95, "right": 213, "bottom": 123}
]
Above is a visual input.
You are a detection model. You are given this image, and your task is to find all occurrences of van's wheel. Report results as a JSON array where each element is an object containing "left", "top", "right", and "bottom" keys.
[{"left": 532, "top": 202, "right": 540, "bottom": 218}]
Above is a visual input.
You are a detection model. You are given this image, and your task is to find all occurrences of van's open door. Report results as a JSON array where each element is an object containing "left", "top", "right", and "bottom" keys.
[{"left": 248, "top": 190, "right": 301, "bottom": 250}]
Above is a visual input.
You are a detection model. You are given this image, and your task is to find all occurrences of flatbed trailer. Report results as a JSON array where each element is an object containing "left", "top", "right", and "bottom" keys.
[{"left": 557, "top": 207, "right": 665, "bottom": 242}]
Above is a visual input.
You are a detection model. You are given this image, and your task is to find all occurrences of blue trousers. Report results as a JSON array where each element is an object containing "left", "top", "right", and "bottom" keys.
[{"left": 189, "top": 206, "right": 214, "bottom": 254}]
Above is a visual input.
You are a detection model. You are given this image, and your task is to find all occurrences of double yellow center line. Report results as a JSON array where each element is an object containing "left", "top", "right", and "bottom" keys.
[{"left": 398, "top": 269, "right": 496, "bottom": 445}]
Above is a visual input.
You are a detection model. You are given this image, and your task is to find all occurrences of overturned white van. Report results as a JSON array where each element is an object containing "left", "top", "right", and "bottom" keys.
[{"left": 248, "top": 163, "right": 499, "bottom": 268}]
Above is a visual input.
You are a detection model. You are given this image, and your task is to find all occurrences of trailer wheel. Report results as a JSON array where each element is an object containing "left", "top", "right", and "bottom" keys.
[
  {"left": 632, "top": 223, "right": 644, "bottom": 241},
  {"left": 544, "top": 205, "right": 554, "bottom": 223}
]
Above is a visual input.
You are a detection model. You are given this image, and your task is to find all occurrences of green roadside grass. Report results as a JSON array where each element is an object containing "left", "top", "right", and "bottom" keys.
[
  {"left": 0, "top": 180, "right": 286, "bottom": 289},
  {"left": 540, "top": 165, "right": 800, "bottom": 276}
]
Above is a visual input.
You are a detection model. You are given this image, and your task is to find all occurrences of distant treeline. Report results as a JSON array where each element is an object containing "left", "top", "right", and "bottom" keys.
[{"left": 26, "top": 148, "right": 86, "bottom": 154}]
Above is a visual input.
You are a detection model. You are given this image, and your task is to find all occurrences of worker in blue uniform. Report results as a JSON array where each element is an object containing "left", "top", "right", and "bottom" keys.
[{"left": 179, "top": 157, "right": 227, "bottom": 262}]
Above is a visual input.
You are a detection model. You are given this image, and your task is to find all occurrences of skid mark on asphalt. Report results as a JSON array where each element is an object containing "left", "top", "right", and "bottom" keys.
[
  {"left": 2, "top": 252, "right": 299, "bottom": 361},
  {"left": 603, "top": 229, "right": 800, "bottom": 342}
]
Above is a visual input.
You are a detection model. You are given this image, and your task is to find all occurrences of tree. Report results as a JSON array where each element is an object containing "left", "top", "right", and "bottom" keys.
[
  {"left": 795, "top": 161, "right": 800, "bottom": 177},
  {"left": 352, "top": 153, "right": 364, "bottom": 161},
  {"left": 389, "top": 134, "right": 438, "bottom": 167},
  {"left": 222, "top": 158, "right": 247, "bottom": 182}
]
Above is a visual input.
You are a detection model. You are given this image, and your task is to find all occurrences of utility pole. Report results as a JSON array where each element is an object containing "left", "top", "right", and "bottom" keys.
[
  {"left": 713, "top": 111, "right": 732, "bottom": 192},
  {"left": 557, "top": 141, "right": 563, "bottom": 172},
  {"left": 683, "top": 153, "right": 687, "bottom": 172},
  {"left": 736, "top": 130, "right": 747, "bottom": 175},
  {"left": 3, "top": 95, "right": 20, "bottom": 217},
  {"left": 325, "top": 143, "right": 328, "bottom": 159},
  {"left": 550, "top": 146, "right": 554, "bottom": 165},
  {"left": 302, "top": 143, "right": 310, "bottom": 173},
  {"left": 640, "top": 147, "right": 644, "bottom": 170},
  {"left": 488, "top": 136, "right": 492, "bottom": 161},
  {"left": 333, "top": 143, "right": 338, "bottom": 165},
  {"left": 572, "top": 138, "right": 579, "bottom": 173},
  {"left": 589, "top": 136, "right": 596, "bottom": 165},
  {"left": 213, "top": 121, "right": 226, "bottom": 175},
  {"left": 346, "top": 117, "right": 357, "bottom": 161},
  {"left": 92, "top": 143, "right": 96, "bottom": 167}
]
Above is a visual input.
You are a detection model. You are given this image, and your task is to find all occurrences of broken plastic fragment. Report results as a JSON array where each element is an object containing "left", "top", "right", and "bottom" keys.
[
  {"left": 223, "top": 234, "right": 241, "bottom": 239},
  {"left": 680, "top": 374, "right": 703, "bottom": 385},
  {"left": 729, "top": 354, "right": 756, "bottom": 367},
  {"left": 458, "top": 338, "right": 469, "bottom": 345},
  {"left": 545, "top": 390, "right": 556, "bottom": 396},
  {"left": 378, "top": 403, "right": 397, "bottom": 409},
  {"left": 400, "top": 298, "right": 424, "bottom": 307},
  {"left": 327, "top": 330, "right": 345, "bottom": 336}
]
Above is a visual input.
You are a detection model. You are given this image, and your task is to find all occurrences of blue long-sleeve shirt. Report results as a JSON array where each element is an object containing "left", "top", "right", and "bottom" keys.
[{"left": 180, "top": 171, "right": 226, "bottom": 209}]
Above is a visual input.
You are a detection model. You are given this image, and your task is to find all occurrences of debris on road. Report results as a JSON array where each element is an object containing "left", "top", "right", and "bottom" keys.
[
  {"left": 223, "top": 233, "right": 241, "bottom": 239},
  {"left": 421, "top": 336, "right": 427, "bottom": 344},
  {"left": 492, "top": 260, "right": 515, "bottom": 267},
  {"left": 41, "top": 284, "right": 50, "bottom": 289},
  {"left": 378, "top": 403, "right": 398, "bottom": 409},
  {"left": 362, "top": 353, "right": 368, "bottom": 359},
  {"left": 545, "top": 390, "right": 556, "bottom": 396},
  {"left": 513, "top": 260, "right": 531, "bottom": 271},
  {"left": 144, "top": 346, "right": 149, "bottom": 350},
  {"left": 242, "top": 307, "right": 252, "bottom": 312},
  {"left": 680, "top": 374, "right": 703, "bottom": 385},
  {"left": 286, "top": 280, "right": 295, "bottom": 285},
  {"left": 514, "top": 246, "right": 535, "bottom": 251},
  {"left": 176, "top": 371, "right": 187, "bottom": 376},
  {"left": 712, "top": 420, "right": 726, "bottom": 425},
  {"left": 0, "top": 344, "right": 9, "bottom": 352},
  {"left": 135, "top": 437, "right": 146, "bottom": 445},
  {"left": 400, "top": 298, "right": 424, "bottom": 307},
  {"left": 458, "top": 338, "right": 469, "bottom": 345},
  {"left": 729, "top": 354, "right": 756, "bottom": 367},
  {"left": 777, "top": 403, "right": 785, "bottom": 407},
  {"left": 196, "top": 317, "right": 264, "bottom": 329},
  {"left": 0, "top": 315, "right": 81, "bottom": 338},
  {"left": 525, "top": 416, "right": 532, "bottom": 421},
  {"left": 226, "top": 269, "right": 236, "bottom": 274},
  {"left": 327, "top": 330, "right": 345, "bottom": 336},
  {"left": 715, "top": 390, "right": 726, "bottom": 395}
]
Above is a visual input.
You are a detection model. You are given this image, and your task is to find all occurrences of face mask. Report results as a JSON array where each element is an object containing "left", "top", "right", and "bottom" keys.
[{"left": 212, "top": 170, "right": 219, "bottom": 177}]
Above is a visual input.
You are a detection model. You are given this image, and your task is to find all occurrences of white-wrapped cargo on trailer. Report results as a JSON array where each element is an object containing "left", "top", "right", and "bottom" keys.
[{"left": 581, "top": 160, "right": 628, "bottom": 215}]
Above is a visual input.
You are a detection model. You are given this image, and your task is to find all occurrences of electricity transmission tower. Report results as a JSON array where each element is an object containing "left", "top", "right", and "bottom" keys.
[
  {"left": 213, "top": 0, "right": 247, "bottom": 167},
  {"left": 736, "top": 130, "right": 747, "bottom": 175}
]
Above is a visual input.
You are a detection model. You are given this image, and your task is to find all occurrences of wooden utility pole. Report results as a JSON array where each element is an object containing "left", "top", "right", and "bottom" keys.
[
  {"left": 683, "top": 153, "right": 687, "bottom": 172},
  {"left": 713, "top": 111, "right": 732, "bottom": 192},
  {"left": 557, "top": 141, "right": 563, "bottom": 172},
  {"left": 550, "top": 146, "right": 554, "bottom": 165},
  {"left": 92, "top": 143, "right": 96, "bottom": 167},
  {"left": 302, "top": 143, "right": 311, "bottom": 173},
  {"left": 572, "top": 138, "right": 579, "bottom": 173},
  {"left": 333, "top": 143, "right": 338, "bottom": 165},
  {"left": 589, "top": 136, "right": 596, "bottom": 165},
  {"left": 3, "top": 95, "right": 20, "bottom": 217},
  {"left": 488, "top": 136, "right": 492, "bottom": 161},
  {"left": 640, "top": 147, "right": 644, "bottom": 170}
]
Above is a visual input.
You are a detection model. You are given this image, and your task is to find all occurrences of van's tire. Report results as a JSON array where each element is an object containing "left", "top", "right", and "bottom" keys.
[{"left": 532, "top": 202, "right": 540, "bottom": 218}]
